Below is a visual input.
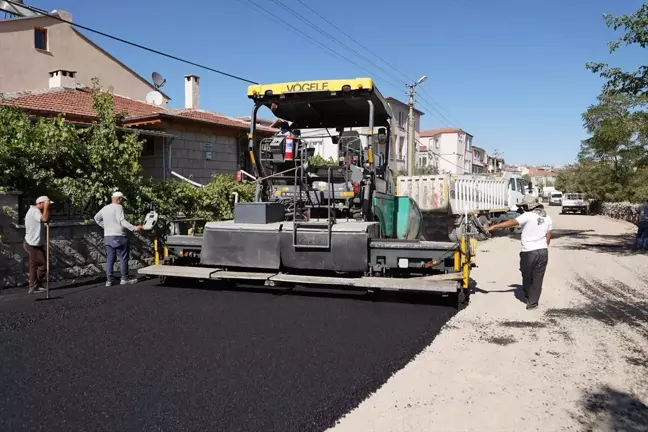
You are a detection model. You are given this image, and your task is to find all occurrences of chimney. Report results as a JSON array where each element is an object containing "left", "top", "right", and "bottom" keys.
[
  {"left": 49, "top": 69, "right": 77, "bottom": 89},
  {"left": 184, "top": 74, "right": 199, "bottom": 109}
]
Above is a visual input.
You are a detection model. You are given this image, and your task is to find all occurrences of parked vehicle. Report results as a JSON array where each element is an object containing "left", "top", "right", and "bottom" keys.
[
  {"left": 397, "top": 173, "right": 535, "bottom": 241},
  {"left": 561, "top": 193, "right": 589, "bottom": 215},
  {"left": 541, "top": 187, "right": 556, "bottom": 202},
  {"left": 549, "top": 191, "right": 563, "bottom": 206}
]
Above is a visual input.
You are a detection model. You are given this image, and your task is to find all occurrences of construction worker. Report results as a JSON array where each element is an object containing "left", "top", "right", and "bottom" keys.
[
  {"left": 487, "top": 200, "right": 553, "bottom": 310},
  {"left": 94, "top": 191, "right": 142, "bottom": 286},
  {"left": 637, "top": 199, "right": 648, "bottom": 251},
  {"left": 23, "top": 196, "right": 52, "bottom": 294}
]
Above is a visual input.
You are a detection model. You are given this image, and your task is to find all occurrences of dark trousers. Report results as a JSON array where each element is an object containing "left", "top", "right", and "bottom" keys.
[
  {"left": 637, "top": 222, "right": 648, "bottom": 250},
  {"left": 519, "top": 248, "right": 548, "bottom": 306},
  {"left": 23, "top": 241, "right": 46, "bottom": 289},
  {"left": 105, "top": 236, "right": 129, "bottom": 280}
]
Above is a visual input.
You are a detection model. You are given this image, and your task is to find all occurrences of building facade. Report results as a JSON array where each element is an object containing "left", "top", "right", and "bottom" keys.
[
  {"left": 419, "top": 128, "right": 473, "bottom": 175},
  {"left": 1, "top": 71, "right": 276, "bottom": 185},
  {"left": 0, "top": 10, "right": 170, "bottom": 105}
]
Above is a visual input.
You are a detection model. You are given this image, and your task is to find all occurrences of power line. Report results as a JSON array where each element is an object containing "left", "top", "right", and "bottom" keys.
[
  {"left": 270, "top": 0, "right": 407, "bottom": 87},
  {"left": 236, "top": 0, "right": 407, "bottom": 97},
  {"left": 288, "top": 0, "right": 462, "bottom": 127},
  {"left": 2, "top": 0, "right": 258, "bottom": 85},
  {"left": 292, "top": 0, "right": 414, "bottom": 84}
]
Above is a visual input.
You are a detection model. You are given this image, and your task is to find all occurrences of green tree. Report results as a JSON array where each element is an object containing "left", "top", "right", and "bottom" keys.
[
  {"left": 587, "top": 3, "right": 648, "bottom": 97},
  {"left": 1, "top": 79, "right": 255, "bottom": 224}
]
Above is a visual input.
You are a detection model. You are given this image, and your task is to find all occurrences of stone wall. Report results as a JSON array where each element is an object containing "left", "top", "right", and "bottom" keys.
[
  {"left": 596, "top": 202, "right": 642, "bottom": 225},
  {"left": 140, "top": 121, "right": 246, "bottom": 185},
  {"left": 0, "top": 192, "right": 154, "bottom": 289}
]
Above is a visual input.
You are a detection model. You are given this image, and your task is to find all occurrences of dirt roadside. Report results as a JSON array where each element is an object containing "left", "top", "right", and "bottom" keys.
[{"left": 328, "top": 207, "right": 648, "bottom": 432}]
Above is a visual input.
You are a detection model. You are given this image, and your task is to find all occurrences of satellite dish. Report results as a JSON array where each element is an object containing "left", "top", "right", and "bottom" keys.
[
  {"left": 146, "top": 91, "right": 163, "bottom": 106},
  {"left": 152, "top": 72, "right": 166, "bottom": 89}
]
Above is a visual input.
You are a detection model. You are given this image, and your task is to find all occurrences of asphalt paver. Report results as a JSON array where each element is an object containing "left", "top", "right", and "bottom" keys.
[{"left": 0, "top": 279, "right": 455, "bottom": 432}]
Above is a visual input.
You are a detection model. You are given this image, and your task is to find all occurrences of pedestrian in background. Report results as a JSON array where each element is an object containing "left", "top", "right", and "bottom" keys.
[
  {"left": 94, "top": 191, "right": 142, "bottom": 286},
  {"left": 637, "top": 199, "right": 648, "bottom": 251},
  {"left": 487, "top": 201, "right": 553, "bottom": 310},
  {"left": 23, "top": 196, "right": 52, "bottom": 294}
]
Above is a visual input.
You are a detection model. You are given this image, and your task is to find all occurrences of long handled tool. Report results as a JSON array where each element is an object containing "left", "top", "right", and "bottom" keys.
[{"left": 46, "top": 222, "right": 50, "bottom": 299}]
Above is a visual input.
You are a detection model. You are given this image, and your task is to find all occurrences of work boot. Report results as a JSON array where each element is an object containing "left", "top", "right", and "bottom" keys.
[
  {"left": 120, "top": 277, "right": 138, "bottom": 285},
  {"left": 28, "top": 286, "right": 46, "bottom": 294}
]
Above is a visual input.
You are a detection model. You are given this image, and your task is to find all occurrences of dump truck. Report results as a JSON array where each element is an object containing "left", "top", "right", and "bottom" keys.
[
  {"left": 396, "top": 173, "right": 535, "bottom": 241},
  {"left": 138, "top": 78, "right": 476, "bottom": 306}
]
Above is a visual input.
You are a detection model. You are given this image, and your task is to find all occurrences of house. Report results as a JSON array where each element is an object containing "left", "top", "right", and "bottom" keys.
[
  {"left": 0, "top": 10, "right": 171, "bottom": 106},
  {"left": 526, "top": 166, "right": 558, "bottom": 188},
  {"left": 419, "top": 128, "right": 473, "bottom": 175},
  {"left": 1, "top": 70, "right": 277, "bottom": 184},
  {"left": 472, "top": 146, "right": 488, "bottom": 174},
  {"left": 487, "top": 155, "right": 505, "bottom": 174},
  {"left": 385, "top": 97, "right": 423, "bottom": 172}
]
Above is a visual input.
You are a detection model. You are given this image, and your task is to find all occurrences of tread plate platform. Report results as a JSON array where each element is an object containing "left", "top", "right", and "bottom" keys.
[{"left": 138, "top": 265, "right": 459, "bottom": 293}]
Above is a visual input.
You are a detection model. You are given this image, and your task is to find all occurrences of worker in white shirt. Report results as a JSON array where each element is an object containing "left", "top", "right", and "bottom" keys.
[
  {"left": 487, "top": 201, "right": 553, "bottom": 310},
  {"left": 94, "top": 191, "right": 142, "bottom": 286},
  {"left": 23, "top": 196, "right": 53, "bottom": 294}
]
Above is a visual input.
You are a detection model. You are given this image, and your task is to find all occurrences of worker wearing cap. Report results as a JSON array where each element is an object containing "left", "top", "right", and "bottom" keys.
[
  {"left": 23, "top": 196, "right": 52, "bottom": 293},
  {"left": 486, "top": 200, "right": 553, "bottom": 310},
  {"left": 94, "top": 192, "right": 142, "bottom": 286}
]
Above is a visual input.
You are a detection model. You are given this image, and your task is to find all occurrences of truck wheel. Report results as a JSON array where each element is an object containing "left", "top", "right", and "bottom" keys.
[
  {"left": 476, "top": 215, "right": 490, "bottom": 241},
  {"left": 449, "top": 223, "right": 465, "bottom": 243}
]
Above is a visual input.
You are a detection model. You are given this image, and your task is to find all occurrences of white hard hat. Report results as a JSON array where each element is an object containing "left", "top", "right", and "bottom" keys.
[
  {"left": 35, "top": 196, "right": 54, "bottom": 204},
  {"left": 112, "top": 191, "right": 126, "bottom": 200}
]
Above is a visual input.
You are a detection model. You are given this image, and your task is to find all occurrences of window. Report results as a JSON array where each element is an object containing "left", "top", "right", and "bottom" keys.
[
  {"left": 141, "top": 136, "right": 158, "bottom": 157},
  {"left": 516, "top": 178, "right": 525, "bottom": 193},
  {"left": 433, "top": 137, "right": 439, "bottom": 149},
  {"left": 34, "top": 27, "right": 48, "bottom": 51},
  {"left": 398, "top": 136, "right": 405, "bottom": 160},
  {"left": 397, "top": 111, "right": 406, "bottom": 128}
]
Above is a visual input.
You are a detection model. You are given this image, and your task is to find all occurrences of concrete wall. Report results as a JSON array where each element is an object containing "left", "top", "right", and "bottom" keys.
[
  {"left": 0, "top": 14, "right": 168, "bottom": 105},
  {"left": 0, "top": 193, "right": 153, "bottom": 289}
]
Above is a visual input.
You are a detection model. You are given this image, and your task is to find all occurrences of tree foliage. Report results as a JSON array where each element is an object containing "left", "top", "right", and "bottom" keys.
[
  {"left": 0, "top": 80, "right": 254, "bottom": 225},
  {"left": 565, "top": 3, "right": 648, "bottom": 203},
  {"left": 586, "top": 3, "right": 648, "bottom": 97}
]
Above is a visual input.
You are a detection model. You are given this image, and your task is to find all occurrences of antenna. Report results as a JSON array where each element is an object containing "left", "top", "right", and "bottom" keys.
[
  {"left": 151, "top": 72, "right": 166, "bottom": 89},
  {"left": 146, "top": 90, "right": 163, "bottom": 106}
]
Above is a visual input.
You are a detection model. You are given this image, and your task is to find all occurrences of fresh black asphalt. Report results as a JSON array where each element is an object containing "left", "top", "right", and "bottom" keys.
[{"left": 0, "top": 278, "right": 456, "bottom": 432}]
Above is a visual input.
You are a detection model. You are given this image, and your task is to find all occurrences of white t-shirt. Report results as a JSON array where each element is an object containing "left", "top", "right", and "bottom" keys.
[
  {"left": 24, "top": 206, "right": 44, "bottom": 247},
  {"left": 516, "top": 211, "right": 553, "bottom": 252}
]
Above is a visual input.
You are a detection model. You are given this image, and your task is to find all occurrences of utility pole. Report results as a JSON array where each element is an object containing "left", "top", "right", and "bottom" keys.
[{"left": 406, "top": 76, "right": 427, "bottom": 176}]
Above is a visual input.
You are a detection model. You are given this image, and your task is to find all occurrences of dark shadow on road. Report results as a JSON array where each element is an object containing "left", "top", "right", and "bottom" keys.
[
  {"left": 552, "top": 231, "right": 641, "bottom": 256},
  {"left": 545, "top": 276, "right": 648, "bottom": 337},
  {"left": 578, "top": 386, "right": 648, "bottom": 432},
  {"left": 468, "top": 280, "right": 526, "bottom": 304},
  {"left": 508, "top": 284, "right": 528, "bottom": 304}
]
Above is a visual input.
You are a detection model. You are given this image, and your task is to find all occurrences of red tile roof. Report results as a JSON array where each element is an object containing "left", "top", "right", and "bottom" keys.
[
  {"left": 420, "top": 127, "right": 472, "bottom": 137},
  {"left": 528, "top": 167, "right": 557, "bottom": 177},
  {"left": 1, "top": 87, "right": 277, "bottom": 133}
]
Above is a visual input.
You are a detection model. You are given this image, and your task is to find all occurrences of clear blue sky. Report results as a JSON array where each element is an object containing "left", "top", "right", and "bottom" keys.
[{"left": 34, "top": 0, "right": 646, "bottom": 165}]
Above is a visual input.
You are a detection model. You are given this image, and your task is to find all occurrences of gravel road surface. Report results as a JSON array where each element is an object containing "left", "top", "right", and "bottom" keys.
[
  {"left": 329, "top": 207, "right": 648, "bottom": 432},
  {"left": 0, "top": 275, "right": 457, "bottom": 431}
]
